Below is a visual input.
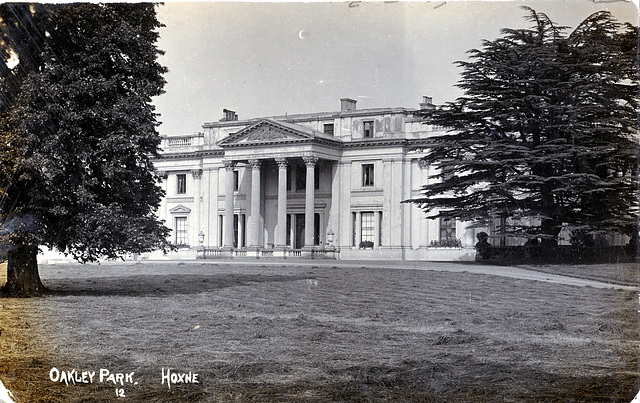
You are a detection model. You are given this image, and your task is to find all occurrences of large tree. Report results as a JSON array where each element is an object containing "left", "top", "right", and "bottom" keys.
[
  {"left": 411, "top": 8, "right": 638, "bottom": 245},
  {"left": 0, "top": 4, "right": 170, "bottom": 296}
]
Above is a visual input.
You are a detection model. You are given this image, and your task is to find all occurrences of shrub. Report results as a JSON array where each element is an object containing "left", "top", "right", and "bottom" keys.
[
  {"left": 359, "top": 240, "right": 374, "bottom": 249},
  {"left": 429, "top": 238, "right": 463, "bottom": 248}
]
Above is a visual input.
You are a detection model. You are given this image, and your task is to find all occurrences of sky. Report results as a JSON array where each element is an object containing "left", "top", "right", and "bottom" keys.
[{"left": 152, "top": 1, "right": 639, "bottom": 136}]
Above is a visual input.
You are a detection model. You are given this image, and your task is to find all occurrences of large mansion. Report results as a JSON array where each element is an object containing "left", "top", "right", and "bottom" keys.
[{"left": 148, "top": 97, "right": 480, "bottom": 261}]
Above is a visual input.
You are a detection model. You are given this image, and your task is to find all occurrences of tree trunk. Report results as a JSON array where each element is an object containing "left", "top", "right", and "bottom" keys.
[{"left": 1, "top": 244, "right": 46, "bottom": 297}]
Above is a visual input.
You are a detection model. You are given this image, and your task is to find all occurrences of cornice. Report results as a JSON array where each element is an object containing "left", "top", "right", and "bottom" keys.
[
  {"left": 406, "top": 138, "right": 432, "bottom": 146},
  {"left": 343, "top": 138, "right": 409, "bottom": 148},
  {"left": 155, "top": 136, "right": 430, "bottom": 160},
  {"left": 154, "top": 150, "right": 225, "bottom": 160},
  {"left": 222, "top": 138, "right": 311, "bottom": 148}
]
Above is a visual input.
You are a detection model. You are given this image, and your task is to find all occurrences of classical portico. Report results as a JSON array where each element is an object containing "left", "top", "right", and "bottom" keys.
[{"left": 217, "top": 119, "right": 341, "bottom": 257}]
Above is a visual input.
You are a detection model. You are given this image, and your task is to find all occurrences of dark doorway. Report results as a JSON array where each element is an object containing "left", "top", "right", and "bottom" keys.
[{"left": 295, "top": 214, "right": 305, "bottom": 249}]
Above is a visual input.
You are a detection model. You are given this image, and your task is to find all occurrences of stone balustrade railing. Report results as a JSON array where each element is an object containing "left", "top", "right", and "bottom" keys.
[{"left": 162, "top": 133, "right": 205, "bottom": 149}]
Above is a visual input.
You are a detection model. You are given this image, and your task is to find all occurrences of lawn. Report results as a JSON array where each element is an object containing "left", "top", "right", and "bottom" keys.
[{"left": 0, "top": 261, "right": 638, "bottom": 402}]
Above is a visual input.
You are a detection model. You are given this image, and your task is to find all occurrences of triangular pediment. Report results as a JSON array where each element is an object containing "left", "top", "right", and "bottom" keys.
[
  {"left": 219, "top": 119, "right": 313, "bottom": 146},
  {"left": 170, "top": 205, "right": 191, "bottom": 214}
]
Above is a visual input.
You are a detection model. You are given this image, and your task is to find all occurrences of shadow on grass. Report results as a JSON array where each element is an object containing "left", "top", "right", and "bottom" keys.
[
  {"left": 207, "top": 357, "right": 639, "bottom": 402},
  {"left": 44, "top": 273, "right": 315, "bottom": 297}
]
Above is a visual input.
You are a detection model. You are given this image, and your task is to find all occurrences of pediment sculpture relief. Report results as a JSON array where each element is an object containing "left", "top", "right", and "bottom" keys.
[{"left": 245, "top": 126, "right": 294, "bottom": 141}]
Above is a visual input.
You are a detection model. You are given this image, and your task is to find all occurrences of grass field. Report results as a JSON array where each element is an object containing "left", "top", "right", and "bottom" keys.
[{"left": 0, "top": 261, "right": 638, "bottom": 402}]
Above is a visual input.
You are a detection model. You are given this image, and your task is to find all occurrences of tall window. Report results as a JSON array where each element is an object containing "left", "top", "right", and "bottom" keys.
[
  {"left": 361, "top": 212, "right": 375, "bottom": 244},
  {"left": 363, "top": 121, "right": 374, "bottom": 138},
  {"left": 219, "top": 215, "right": 224, "bottom": 247},
  {"left": 233, "top": 170, "right": 239, "bottom": 191},
  {"left": 314, "top": 213, "right": 320, "bottom": 246},
  {"left": 176, "top": 174, "right": 186, "bottom": 194},
  {"left": 362, "top": 164, "right": 374, "bottom": 187},
  {"left": 233, "top": 214, "right": 239, "bottom": 248},
  {"left": 296, "top": 165, "right": 306, "bottom": 191},
  {"left": 440, "top": 217, "right": 456, "bottom": 241},
  {"left": 378, "top": 211, "right": 383, "bottom": 247},
  {"left": 234, "top": 214, "right": 245, "bottom": 248},
  {"left": 240, "top": 214, "right": 246, "bottom": 247},
  {"left": 296, "top": 164, "right": 320, "bottom": 191},
  {"left": 323, "top": 123, "right": 334, "bottom": 136},
  {"left": 175, "top": 217, "right": 188, "bottom": 245}
]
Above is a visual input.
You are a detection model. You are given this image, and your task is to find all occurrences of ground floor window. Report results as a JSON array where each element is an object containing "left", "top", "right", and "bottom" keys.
[
  {"left": 218, "top": 215, "right": 224, "bottom": 247},
  {"left": 361, "top": 212, "right": 375, "bottom": 244},
  {"left": 352, "top": 210, "right": 381, "bottom": 248},
  {"left": 175, "top": 216, "right": 188, "bottom": 245},
  {"left": 378, "top": 211, "right": 383, "bottom": 247},
  {"left": 234, "top": 214, "right": 246, "bottom": 248},
  {"left": 440, "top": 217, "right": 456, "bottom": 241}
]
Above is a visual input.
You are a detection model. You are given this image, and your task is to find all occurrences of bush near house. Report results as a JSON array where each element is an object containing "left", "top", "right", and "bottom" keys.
[
  {"left": 429, "top": 238, "right": 463, "bottom": 248},
  {"left": 477, "top": 244, "right": 636, "bottom": 264},
  {"left": 169, "top": 243, "right": 191, "bottom": 250}
]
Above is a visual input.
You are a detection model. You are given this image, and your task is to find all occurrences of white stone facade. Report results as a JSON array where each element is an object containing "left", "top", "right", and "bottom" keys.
[{"left": 150, "top": 97, "right": 478, "bottom": 261}]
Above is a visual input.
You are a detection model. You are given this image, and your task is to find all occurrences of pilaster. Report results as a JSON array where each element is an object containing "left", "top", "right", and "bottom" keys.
[{"left": 191, "top": 169, "right": 203, "bottom": 246}]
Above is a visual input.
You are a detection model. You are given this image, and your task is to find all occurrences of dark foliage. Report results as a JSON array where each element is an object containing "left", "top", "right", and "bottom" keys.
[
  {"left": 0, "top": 4, "right": 170, "bottom": 294},
  {"left": 410, "top": 8, "right": 639, "bottom": 243}
]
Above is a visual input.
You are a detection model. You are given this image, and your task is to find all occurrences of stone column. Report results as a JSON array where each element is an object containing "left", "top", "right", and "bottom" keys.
[
  {"left": 303, "top": 156, "right": 318, "bottom": 249},
  {"left": 223, "top": 160, "right": 236, "bottom": 250},
  {"left": 275, "top": 158, "right": 288, "bottom": 249},
  {"left": 248, "top": 159, "right": 262, "bottom": 250},
  {"left": 191, "top": 169, "right": 202, "bottom": 246}
]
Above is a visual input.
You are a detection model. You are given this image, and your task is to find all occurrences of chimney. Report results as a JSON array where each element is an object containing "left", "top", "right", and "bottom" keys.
[
  {"left": 340, "top": 98, "right": 357, "bottom": 112},
  {"left": 220, "top": 108, "right": 238, "bottom": 122},
  {"left": 419, "top": 96, "right": 435, "bottom": 110}
]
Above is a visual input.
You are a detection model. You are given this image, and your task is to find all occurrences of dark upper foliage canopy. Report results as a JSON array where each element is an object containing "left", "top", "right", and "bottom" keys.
[
  {"left": 0, "top": 3, "right": 170, "bottom": 261},
  {"left": 411, "top": 8, "right": 639, "bottom": 241}
]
